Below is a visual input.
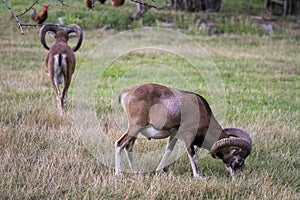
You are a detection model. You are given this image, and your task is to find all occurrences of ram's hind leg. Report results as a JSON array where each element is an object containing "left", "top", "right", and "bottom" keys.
[
  {"left": 61, "top": 55, "right": 69, "bottom": 112},
  {"left": 50, "top": 75, "right": 63, "bottom": 116},
  {"left": 125, "top": 137, "right": 137, "bottom": 173},
  {"left": 115, "top": 126, "right": 140, "bottom": 175},
  {"left": 61, "top": 77, "right": 71, "bottom": 112},
  {"left": 50, "top": 54, "right": 65, "bottom": 115}
]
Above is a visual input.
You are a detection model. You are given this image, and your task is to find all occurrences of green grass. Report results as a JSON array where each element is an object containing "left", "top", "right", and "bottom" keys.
[{"left": 0, "top": 0, "right": 299, "bottom": 199}]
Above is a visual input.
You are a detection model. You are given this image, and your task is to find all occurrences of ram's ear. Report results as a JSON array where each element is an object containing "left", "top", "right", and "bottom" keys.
[
  {"left": 230, "top": 147, "right": 241, "bottom": 155},
  {"left": 68, "top": 34, "right": 77, "bottom": 39},
  {"left": 216, "top": 152, "right": 224, "bottom": 159},
  {"left": 47, "top": 31, "right": 56, "bottom": 38},
  {"left": 64, "top": 24, "right": 83, "bottom": 52}
]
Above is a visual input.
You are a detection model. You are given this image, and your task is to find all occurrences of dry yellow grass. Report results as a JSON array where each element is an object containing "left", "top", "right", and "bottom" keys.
[{"left": 0, "top": 2, "right": 299, "bottom": 199}]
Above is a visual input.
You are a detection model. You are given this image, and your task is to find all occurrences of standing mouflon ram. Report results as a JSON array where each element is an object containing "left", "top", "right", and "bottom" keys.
[{"left": 40, "top": 24, "right": 83, "bottom": 115}]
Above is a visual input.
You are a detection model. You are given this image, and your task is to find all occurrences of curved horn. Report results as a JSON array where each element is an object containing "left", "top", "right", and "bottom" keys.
[
  {"left": 210, "top": 128, "right": 252, "bottom": 159},
  {"left": 64, "top": 24, "right": 83, "bottom": 52},
  {"left": 39, "top": 23, "right": 61, "bottom": 50},
  {"left": 223, "top": 128, "right": 252, "bottom": 146}
]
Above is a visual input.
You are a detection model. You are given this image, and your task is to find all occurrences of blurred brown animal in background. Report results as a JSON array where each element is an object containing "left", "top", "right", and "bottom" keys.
[
  {"left": 111, "top": 0, "right": 125, "bottom": 7},
  {"left": 85, "top": 0, "right": 107, "bottom": 9}
]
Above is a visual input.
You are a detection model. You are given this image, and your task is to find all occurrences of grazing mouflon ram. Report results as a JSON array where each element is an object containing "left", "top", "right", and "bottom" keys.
[
  {"left": 40, "top": 24, "right": 83, "bottom": 115},
  {"left": 115, "top": 83, "right": 252, "bottom": 178}
]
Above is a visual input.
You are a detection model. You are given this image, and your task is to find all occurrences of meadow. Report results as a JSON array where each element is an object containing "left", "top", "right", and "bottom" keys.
[{"left": 0, "top": 0, "right": 299, "bottom": 199}]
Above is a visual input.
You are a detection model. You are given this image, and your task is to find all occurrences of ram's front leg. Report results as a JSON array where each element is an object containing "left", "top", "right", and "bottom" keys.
[
  {"left": 156, "top": 135, "right": 178, "bottom": 174},
  {"left": 186, "top": 145, "right": 200, "bottom": 178},
  {"left": 181, "top": 130, "right": 200, "bottom": 178},
  {"left": 180, "top": 127, "right": 201, "bottom": 178}
]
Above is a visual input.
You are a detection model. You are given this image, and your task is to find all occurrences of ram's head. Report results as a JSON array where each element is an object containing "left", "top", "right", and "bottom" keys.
[
  {"left": 211, "top": 128, "right": 252, "bottom": 176},
  {"left": 39, "top": 23, "right": 83, "bottom": 52}
]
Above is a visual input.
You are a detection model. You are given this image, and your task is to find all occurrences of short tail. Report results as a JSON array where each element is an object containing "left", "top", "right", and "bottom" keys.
[
  {"left": 54, "top": 53, "right": 67, "bottom": 84},
  {"left": 118, "top": 92, "right": 123, "bottom": 104},
  {"left": 118, "top": 90, "right": 129, "bottom": 104},
  {"left": 58, "top": 53, "right": 62, "bottom": 66}
]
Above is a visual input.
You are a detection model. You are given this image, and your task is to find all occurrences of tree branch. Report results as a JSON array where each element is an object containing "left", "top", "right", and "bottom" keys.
[
  {"left": 16, "top": 0, "right": 39, "bottom": 17},
  {"left": 56, "top": 0, "right": 86, "bottom": 11},
  {"left": 57, "top": 0, "right": 67, "bottom": 6},
  {"left": 2, "top": 0, "right": 24, "bottom": 34},
  {"left": 20, "top": 23, "right": 44, "bottom": 27},
  {"left": 131, "top": 0, "right": 158, "bottom": 9}
]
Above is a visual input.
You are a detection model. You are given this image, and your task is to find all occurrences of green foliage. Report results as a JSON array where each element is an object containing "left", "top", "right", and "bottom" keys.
[
  {"left": 3, "top": 0, "right": 298, "bottom": 36},
  {"left": 142, "top": 10, "right": 158, "bottom": 26},
  {"left": 213, "top": 15, "right": 265, "bottom": 35}
]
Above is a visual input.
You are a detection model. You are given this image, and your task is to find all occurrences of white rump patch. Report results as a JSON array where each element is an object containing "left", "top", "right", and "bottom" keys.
[{"left": 54, "top": 54, "right": 67, "bottom": 84}]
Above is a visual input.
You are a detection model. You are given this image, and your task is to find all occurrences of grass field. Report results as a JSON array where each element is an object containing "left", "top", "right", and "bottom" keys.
[{"left": 0, "top": 0, "right": 299, "bottom": 199}]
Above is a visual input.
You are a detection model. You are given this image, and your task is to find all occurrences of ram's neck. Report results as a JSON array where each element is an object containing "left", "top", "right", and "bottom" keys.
[{"left": 201, "top": 116, "right": 226, "bottom": 150}]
